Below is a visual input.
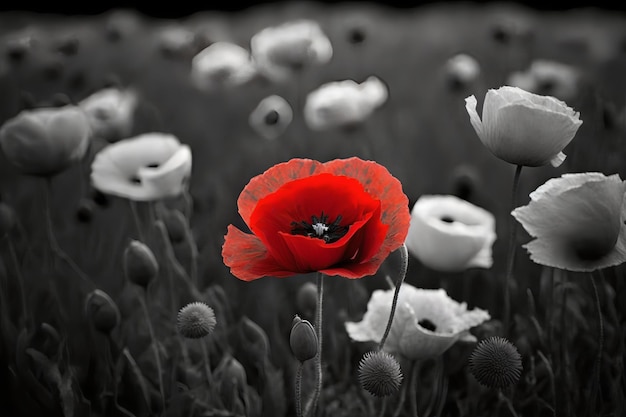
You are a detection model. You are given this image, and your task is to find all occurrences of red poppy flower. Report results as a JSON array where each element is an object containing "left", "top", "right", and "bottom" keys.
[{"left": 222, "top": 157, "right": 410, "bottom": 281}]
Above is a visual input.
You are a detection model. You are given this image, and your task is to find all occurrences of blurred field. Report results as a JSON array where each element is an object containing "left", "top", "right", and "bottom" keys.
[{"left": 0, "top": 1, "right": 625, "bottom": 416}]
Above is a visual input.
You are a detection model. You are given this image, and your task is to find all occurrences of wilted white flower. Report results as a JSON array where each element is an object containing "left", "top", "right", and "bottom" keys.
[
  {"left": 248, "top": 95, "right": 293, "bottom": 140},
  {"left": 304, "top": 76, "right": 388, "bottom": 131},
  {"left": 465, "top": 86, "right": 583, "bottom": 167},
  {"left": 346, "top": 284, "right": 490, "bottom": 360},
  {"left": 405, "top": 195, "right": 496, "bottom": 272},
  {"left": 512, "top": 172, "right": 626, "bottom": 271},
  {"left": 507, "top": 60, "right": 581, "bottom": 102},
  {"left": 190, "top": 42, "right": 257, "bottom": 91},
  {"left": 250, "top": 19, "right": 332, "bottom": 81},
  {"left": 91, "top": 132, "right": 192, "bottom": 201},
  {"left": 79, "top": 87, "right": 138, "bottom": 143}
]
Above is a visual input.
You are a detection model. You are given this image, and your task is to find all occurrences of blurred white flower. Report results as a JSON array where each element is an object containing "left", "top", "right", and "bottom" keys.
[
  {"left": 79, "top": 87, "right": 138, "bottom": 143},
  {"left": 250, "top": 19, "right": 332, "bottom": 81},
  {"left": 507, "top": 60, "right": 581, "bottom": 102},
  {"left": 345, "top": 284, "right": 490, "bottom": 360},
  {"left": 444, "top": 53, "right": 481, "bottom": 86},
  {"left": 248, "top": 95, "right": 293, "bottom": 140},
  {"left": 512, "top": 172, "right": 626, "bottom": 272},
  {"left": 304, "top": 76, "right": 388, "bottom": 131},
  {"left": 91, "top": 132, "right": 192, "bottom": 201},
  {"left": 157, "top": 25, "right": 196, "bottom": 57},
  {"left": 190, "top": 42, "right": 257, "bottom": 91},
  {"left": 465, "top": 86, "right": 582, "bottom": 167},
  {"left": 405, "top": 195, "right": 496, "bottom": 272}
]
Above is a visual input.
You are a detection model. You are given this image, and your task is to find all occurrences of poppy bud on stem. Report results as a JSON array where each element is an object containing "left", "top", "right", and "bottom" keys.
[{"left": 290, "top": 315, "right": 318, "bottom": 417}]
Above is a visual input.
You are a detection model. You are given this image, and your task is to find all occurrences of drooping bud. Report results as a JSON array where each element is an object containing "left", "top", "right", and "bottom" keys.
[
  {"left": 123, "top": 240, "right": 159, "bottom": 288},
  {"left": 289, "top": 315, "right": 318, "bottom": 362},
  {"left": 85, "top": 289, "right": 121, "bottom": 334},
  {"left": 469, "top": 336, "right": 523, "bottom": 389},
  {"left": 177, "top": 301, "right": 216, "bottom": 339},
  {"left": 358, "top": 350, "right": 403, "bottom": 397}
]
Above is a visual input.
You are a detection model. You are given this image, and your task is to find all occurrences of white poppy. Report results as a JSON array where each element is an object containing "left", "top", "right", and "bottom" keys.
[
  {"left": 190, "top": 42, "right": 257, "bottom": 91},
  {"left": 79, "top": 87, "right": 138, "bottom": 143}
]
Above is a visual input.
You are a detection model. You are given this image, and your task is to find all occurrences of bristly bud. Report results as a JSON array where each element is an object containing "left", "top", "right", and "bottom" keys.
[
  {"left": 469, "top": 336, "right": 523, "bottom": 389},
  {"left": 123, "top": 240, "right": 158, "bottom": 288},
  {"left": 289, "top": 315, "right": 318, "bottom": 362},
  {"left": 85, "top": 289, "right": 121, "bottom": 334},
  {"left": 358, "top": 351, "right": 403, "bottom": 397},
  {"left": 177, "top": 302, "right": 217, "bottom": 339},
  {"left": 0, "top": 202, "right": 17, "bottom": 238}
]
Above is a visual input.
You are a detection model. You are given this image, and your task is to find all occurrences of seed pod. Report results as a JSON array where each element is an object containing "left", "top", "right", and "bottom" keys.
[
  {"left": 469, "top": 336, "right": 523, "bottom": 389},
  {"left": 123, "top": 240, "right": 158, "bottom": 288},
  {"left": 358, "top": 350, "right": 403, "bottom": 397},
  {"left": 289, "top": 315, "right": 317, "bottom": 362},
  {"left": 177, "top": 302, "right": 216, "bottom": 339}
]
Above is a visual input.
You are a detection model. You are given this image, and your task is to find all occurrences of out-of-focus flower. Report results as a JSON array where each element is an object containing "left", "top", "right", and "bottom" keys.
[
  {"left": 304, "top": 76, "right": 388, "bottom": 131},
  {"left": 157, "top": 25, "right": 196, "bottom": 57},
  {"left": 358, "top": 350, "right": 403, "bottom": 396},
  {"left": 405, "top": 195, "right": 496, "bottom": 272},
  {"left": 508, "top": 60, "right": 581, "bottom": 102},
  {"left": 248, "top": 95, "right": 293, "bottom": 140},
  {"left": 190, "top": 42, "right": 257, "bottom": 91},
  {"left": 78, "top": 87, "right": 138, "bottom": 143},
  {"left": 465, "top": 86, "right": 583, "bottom": 167},
  {"left": 444, "top": 53, "right": 481, "bottom": 88},
  {"left": 177, "top": 302, "right": 217, "bottom": 339},
  {"left": 250, "top": 19, "right": 332, "bottom": 81},
  {"left": 289, "top": 315, "right": 318, "bottom": 362},
  {"left": 85, "top": 289, "right": 121, "bottom": 334},
  {"left": 0, "top": 105, "right": 90, "bottom": 176},
  {"left": 512, "top": 172, "right": 626, "bottom": 271},
  {"left": 469, "top": 336, "right": 522, "bottom": 389},
  {"left": 91, "top": 132, "right": 192, "bottom": 201},
  {"left": 296, "top": 281, "right": 318, "bottom": 318},
  {"left": 346, "top": 284, "right": 490, "bottom": 360},
  {"left": 124, "top": 239, "right": 159, "bottom": 288},
  {"left": 222, "top": 157, "right": 410, "bottom": 281}
]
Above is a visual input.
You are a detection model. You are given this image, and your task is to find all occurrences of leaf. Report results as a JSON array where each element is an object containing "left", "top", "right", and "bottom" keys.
[
  {"left": 122, "top": 348, "right": 153, "bottom": 411},
  {"left": 26, "top": 348, "right": 75, "bottom": 417}
]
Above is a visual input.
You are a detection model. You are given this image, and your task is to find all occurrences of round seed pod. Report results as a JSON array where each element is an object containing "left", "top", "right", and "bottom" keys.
[
  {"left": 358, "top": 350, "right": 403, "bottom": 397},
  {"left": 177, "top": 301, "right": 217, "bottom": 339},
  {"left": 469, "top": 336, "right": 523, "bottom": 389}
]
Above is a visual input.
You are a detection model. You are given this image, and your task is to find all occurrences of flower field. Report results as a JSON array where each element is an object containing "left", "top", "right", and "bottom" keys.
[{"left": 0, "top": 2, "right": 625, "bottom": 416}]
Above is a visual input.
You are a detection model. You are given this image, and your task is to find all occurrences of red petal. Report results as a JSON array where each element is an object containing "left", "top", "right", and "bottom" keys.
[
  {"left": 323, "top": 157, "right": 410, "bottom": 259},
  {"left": 221, "top": 225, "right": 298, "bottom": 281},
  {"left": 238, "top": 159, "right": 323, "bottom": 226}
]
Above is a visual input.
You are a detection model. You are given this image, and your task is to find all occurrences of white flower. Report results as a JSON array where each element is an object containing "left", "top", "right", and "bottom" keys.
[
  {"left": 91, "top": 132, "right": 192, "bottom": 201},
  {"left": 512, "top": 172, "right": 626, "bottom": 271},
  {"left": 250, "top": 19, "right": 332, "bottom": 81},
  {"left": 346, "top": 284, "right": 490, "bottom": 360},
  {"left": 405, "top": 195, "right": 496, "bottom": 272},
  {"left": 79, "top": 87, "right": 138, "bottom": 143},
  {"left": 190, "top": 42, "right": 257, "bottom": 91},
  {"left": 248, "top": 95, "right": 293, "bottom": 140},
  {"left": 507, "top": 60, "right": 581, "bottom": 102},
  {"left": 465, "top": 86, "right": 583, "bottom": 167},
  {"left": 444, "top": 53, "right": 481, "bottom": 86},
  {"left": 304, "top": 76, "right": 388, "bottom": 131}
]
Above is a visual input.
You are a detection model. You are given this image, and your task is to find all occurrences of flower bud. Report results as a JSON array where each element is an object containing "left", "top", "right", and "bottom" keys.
[
  {"left": 358, "top": 350, "right": 403, "bottom": 397},
  {"left": 289, "top": 315, "right": 317, "bottom": 362},
  {"left": 296, "top": 281, "right": 317, "bottom": 318},
  {"left": 85, "top": 289, "right": 121, "bottom": 334},
  {"left": 123, "top": 240, "right": 158, "bottom": 288},
  {"left": 160, "top": 208, "right": 187, "bottom": 244},
  {"left": 177, "top": 302, "right": 216, "bottom": 339},
  {"left": 0, "top": 202, "right": 17, "bottom": 238},
  {"left": 469, "top": 336, "right": 523, "bottom": 389}
]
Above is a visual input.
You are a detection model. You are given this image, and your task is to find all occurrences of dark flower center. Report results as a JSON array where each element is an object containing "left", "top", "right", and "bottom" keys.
[
  {"left": 291, "top": 211, "right": 349, "bottom": 243},
  {"left": 440, "top": 216, "right": 455, "bottom": 223},
  {"left": 418, "top": 318, "right": 437, "bottom": 332},
  {"left": 130, "top": 163, "right": 160, "bottom": 184},
  {"left": 264, "top": 110, "right": 280, "bottom": 125}
]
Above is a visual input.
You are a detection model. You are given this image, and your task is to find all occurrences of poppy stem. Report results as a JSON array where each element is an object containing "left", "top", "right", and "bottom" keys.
[
  {"left": 295, "top": 361, "right": 303, "bottom": 417},
  {"left": 303, "top": 272, "right": 324, "bottom": 417},
  {"left": 379, "top": 244, "right": 409, "bottom": 350},
  {"left": 3, "top": 235, "right": 30, "bottom": 326},
  {"left": 588, "top": 272, "right": 604, "bottom": 416},
  {"left": 128, "top": 200, "right": 147, "bottom": 243},
  {"left": 503, "top": 164, "right": 523, "bottom": 334}
]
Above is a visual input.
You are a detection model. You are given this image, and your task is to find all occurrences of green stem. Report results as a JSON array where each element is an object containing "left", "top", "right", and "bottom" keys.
[
  {"left": 303, "top": 272, "right": 324, "bottom": 417},
  {"left": 137, "top": 290, "right": 165, "bottom": 414},
  {"left": 379, "top": 244, "right": 408, "bottom": 350},
  {"left": 503, "top": 165, "right": 523, "bottom": 334}
]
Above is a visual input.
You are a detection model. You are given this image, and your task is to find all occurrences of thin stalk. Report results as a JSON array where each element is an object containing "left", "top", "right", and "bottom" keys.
[
  {"left": 588, "top": 272, "right": 604, "bottom": 416},
  {"left": 199, "top": 339, "right": 213, "bottom": 386},
  {"left": 129, "top": 200, "right": 146, "bottom": 243},
  {"left": 5, "top": 236, "right": 29, "bottom": 325},
  {"left": 295, "top": 362, "right": 303, "bottom": 417},
  {"left": 303, "top": 272, "right": 324, "bottom": 417},
  {"left": 503, "top": 164, "right": 523, "bottom": 334},
  {"left": 137, "top": 290, "right": 165, "bottom": 413},
  {"left": 379, "top": 244, "right": 408, "bottom": 350}
]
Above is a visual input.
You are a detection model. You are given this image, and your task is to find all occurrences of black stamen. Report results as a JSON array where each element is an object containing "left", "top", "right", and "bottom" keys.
[
  {"left": 418, "top": 319, "right": 437, "bottom": 332},
  {"left": 291, "top": 211, "right": 349, "bottom": 244},
  {"left": 440, "top": 216, "right": 455, "bottom": 223}
]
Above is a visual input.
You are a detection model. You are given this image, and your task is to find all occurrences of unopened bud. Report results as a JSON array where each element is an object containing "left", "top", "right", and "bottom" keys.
[
  {"left": 85, "top": 289, "right": 121, "bottom": 334},
  {"left": 296, "top": 281, "right": 317, "bottom": 318},
  {"left": 289, "top": 315, "right": 318, "bottom": 362},
  {"left": 358, "top": 350, "right": 403, "bottom": 397},
  {"left": 123, "top": 240, "right": 158, "bottom": 288},
  {"left": 161, "top": 208, "right": 188, "bottom": 243}
]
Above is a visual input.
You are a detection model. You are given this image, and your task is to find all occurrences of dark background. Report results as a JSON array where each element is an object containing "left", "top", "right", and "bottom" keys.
[{"left": 0, "top": 0, "right": 625, "bottom": 18}]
